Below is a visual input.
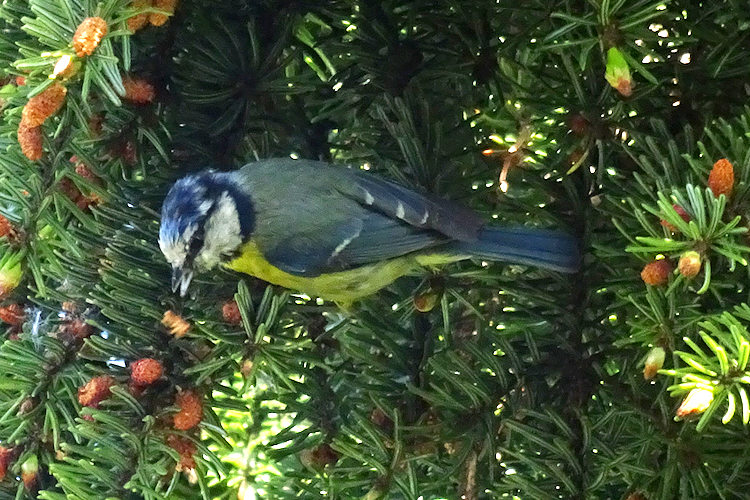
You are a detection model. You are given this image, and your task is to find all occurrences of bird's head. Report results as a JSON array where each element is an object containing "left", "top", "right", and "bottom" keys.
[{"left": 159, "top": 172, "right": 254, "bottom": 296}]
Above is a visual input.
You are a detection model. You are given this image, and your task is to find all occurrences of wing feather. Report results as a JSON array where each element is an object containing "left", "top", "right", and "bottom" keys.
[
  {"left": 336, "top": 172, "right": 482, "bottom": 241},
  {"left": 236, "top": 159, "right": 473, "bottom": 276}
]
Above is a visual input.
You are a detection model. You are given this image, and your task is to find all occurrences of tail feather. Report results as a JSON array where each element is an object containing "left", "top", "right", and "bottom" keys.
[{"left": 449, "top": 226, "right": 580, "bottom": 273}]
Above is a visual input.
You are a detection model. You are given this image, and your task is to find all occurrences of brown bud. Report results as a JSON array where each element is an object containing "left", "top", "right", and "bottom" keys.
[
  {"left": 167, "top": 434, "right": 197, "bottom": 471},
  {"left": 149, "top": 0, "right": 178, "bottom": 26},
  {"left": 0, "top": 215, "right": 15, "bottom": 241},
  {"left": 0, "top": 446, "right": 13, "bottom": 481},
  {"left": 640, "top": 260, "right": 671, "bottom": 286},
  {"left": 678, "top": 251, "right": 702, "bottom": 279},
  {"left": 676, "top": 388, "right": 713, "bottom": 418},
  {"left": 708, "top": 158, "right": 734, "bottom": 198},
  {"left": 643, "top": 347, "right": 665, "bottom": 380},
  {"left": 173, "top": 390, "right": 203, "bottom": 430},
  {"left": 20, "top": 455, "right": 38, "bottom": 492},
  {"left": 299, "top": 443, "right": 339, "bottom": 470},
  {"left": 74, "top": 162, "right": 100, "bottom": 183},
  {"left": 18, "top": 122, "right": 43, "bottom": 161},
  {"left": 122, "top": 77, "right": 155, "bottom": 104},
  {"left": 222, "top": 299, "right": 241, "bottom": 325},
  {"left": 73, "top": 17, "right": 108, "bottom": 57},
  {"left": 0, "top": 303, "right": 24, "bottom": 326},
  {"left": 21, "top": 83, "right": 67, "bottom": 127},
  {"left": 130, "top": 358, "right": 164, "bottom": 386},
  {"left": 127, "top": 0, "right": 151, "bottom": 32},
  {"left": 162, "top": 310, "right": 190, "bottom": 338},
  {"left": 57, "top": 178, "right": 83, "bottom": 203},
  {"left": 77, "top": 375, "right": 114, "bottom": 408},
  {"left": 59, "top": 316, "right": 95, "bottom": 340}
]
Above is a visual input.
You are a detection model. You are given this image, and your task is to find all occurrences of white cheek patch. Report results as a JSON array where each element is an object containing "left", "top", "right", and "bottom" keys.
[
  {"left": 197, "top": 192, "right": 243, "bottom": 269},
  {"left": 160, "top": 224, "right": 196, "bottom": 268},
  {"left": 160, "top": 242, "right": 180, "bottom": 266}
]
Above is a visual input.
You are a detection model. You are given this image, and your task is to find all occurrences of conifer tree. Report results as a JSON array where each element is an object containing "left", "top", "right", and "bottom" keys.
[{"left": 0, "top": 1, "right": 749, "bottom": 499}]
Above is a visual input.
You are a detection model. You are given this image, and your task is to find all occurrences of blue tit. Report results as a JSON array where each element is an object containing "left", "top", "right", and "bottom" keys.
[{"left": 159, "top": 158, "right": 579, "bottom": 301}]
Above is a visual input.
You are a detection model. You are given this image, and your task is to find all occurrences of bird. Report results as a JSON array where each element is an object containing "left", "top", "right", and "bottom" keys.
[{"left": 159, "top": 158, "right": 579, "bottom": 302}]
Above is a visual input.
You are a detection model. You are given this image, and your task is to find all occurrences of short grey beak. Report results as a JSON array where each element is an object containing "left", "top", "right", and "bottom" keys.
[{"left": 171, "top": 267, "right": 194, "bottom": 297}]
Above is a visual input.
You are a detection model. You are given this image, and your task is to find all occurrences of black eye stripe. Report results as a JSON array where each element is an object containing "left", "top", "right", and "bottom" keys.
[
  {"left": 189, "top": 234, "right": 204, "bottom": 253},
  {"left": 186, "top": 196, "right": 218, "bottom": 255},
  {"left": 186, "top": 222, "right": 206, "bottom": 255}
]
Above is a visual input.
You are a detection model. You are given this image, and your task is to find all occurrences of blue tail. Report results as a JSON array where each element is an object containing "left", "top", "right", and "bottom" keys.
[{"left": 450, "top": 226, "right": 580, "bottom": 273}]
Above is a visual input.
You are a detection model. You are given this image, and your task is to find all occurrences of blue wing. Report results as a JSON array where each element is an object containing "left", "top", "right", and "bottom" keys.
[
  {"left": 261, "top": 213, "right": 447, "bottom": 276},
  {"left": 237, "top": 159, "right": 464, "bottom": 277},
  {"left": 334, "top": 213, "right": 447, "bottom": 265},
  {"left": 236, "top": 159, "right": 579, "bottom": 277}
]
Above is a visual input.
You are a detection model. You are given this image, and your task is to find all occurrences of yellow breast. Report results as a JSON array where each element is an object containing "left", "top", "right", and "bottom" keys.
[{"left": 225, "top": 241, "right": 419, "bottom": 302}]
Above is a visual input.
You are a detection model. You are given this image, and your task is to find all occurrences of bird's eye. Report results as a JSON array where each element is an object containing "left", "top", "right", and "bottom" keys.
[{"left": 189, "top": 235, "right": 204, "bottom": 254}]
